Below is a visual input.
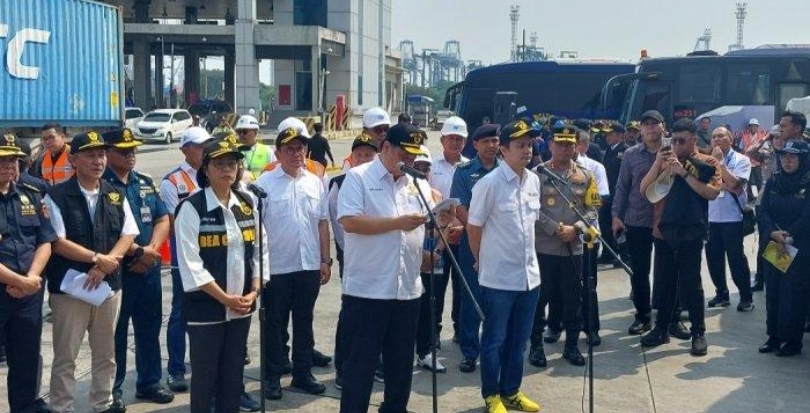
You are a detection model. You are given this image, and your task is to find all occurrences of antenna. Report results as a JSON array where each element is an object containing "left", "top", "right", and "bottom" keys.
[
  {"left": 694, "top": 28, "right": 712, "bottom": 52},
  {"left": 509, "top": 5, "right": 520, "bottom": 62},
  {"left": 729, "top": 3, "right": 747, "bottom": 51}
]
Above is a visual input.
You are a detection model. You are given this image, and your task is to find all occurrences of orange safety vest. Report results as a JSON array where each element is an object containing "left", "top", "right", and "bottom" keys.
[
  {"left": 42, "top": 144, "right": 73, "bottom": 185},
  {"left": 166, "top": 168, "right": 197, "bottom": 201},
  {"left": 263, "top": 159, "right": 326, "bottom": 178}
]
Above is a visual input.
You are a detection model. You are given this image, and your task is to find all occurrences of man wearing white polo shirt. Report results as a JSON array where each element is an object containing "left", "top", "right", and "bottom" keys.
[{"left": 337, "top": 123, "right": 451, "bottom": 413}]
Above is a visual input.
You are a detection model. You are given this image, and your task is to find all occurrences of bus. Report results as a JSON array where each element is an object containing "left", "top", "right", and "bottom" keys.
[
  {"left": 444, "top": 60, "right": 634, "bottom": 131},
  {"left": 600, "top": 45, "right": 810, "bottom": 126}
]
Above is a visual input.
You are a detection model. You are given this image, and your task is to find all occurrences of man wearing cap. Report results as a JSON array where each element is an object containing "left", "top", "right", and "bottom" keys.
[
  {"left": 337, "top": 123, "right": 449, "bottom": 413},
  {"left": 451, "top": 124, "right": 500, "bottom": 373},
  {"left": 342, "top": 108, "right": 391, "bottom": 172},
  {"left": 624, "top": 121, "right": 641, "bottom": 147},
  {"left": 158, "top": 126, "right": 211, "bottom": 393},
  {"left": 639, "top": 118, "right": 721, "bottom": 356},
  {"left": 256, "top": 127, "right": 331, "bottom": 399},
  {"left": 736, "top": 118, "right": 766, "bottom": 199},
  {"left": 467, "top": 119, "right": 541, "bottom": 413},
  {"left": 0, "top": 132, "right": 58, "bottom": 413},
  {"left": 235, "top": 115, "right": 275, "bottom": 181},
  {"left": 44, "top": 131, "right": 139, "bottom": 413},
  {"left": 266, "top": 118, "right": 328, "bottom": 181},
  {"left": 31, "top": 123, "right": 73, "bottom": 185},
  {"left": 599, "top": 122, "right": 629, "bottom": 265},
  {"left": 102, "top": 129, "right": 173, "bottom": 410},
  {"left": 429, "top": 116, "right": 469, "bottom": 345},
  {"left": 307, "top": 123, "right": 335, "bottom": 169},
  {"left": 705, "top": 126, "right": 754, "bottom": 312},
  {"left": 530, "top": 126, "right": 600, "bottom": 368}
]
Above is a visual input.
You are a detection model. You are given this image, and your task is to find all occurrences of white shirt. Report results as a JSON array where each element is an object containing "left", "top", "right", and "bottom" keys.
[
  {"left": 45, "top": 188, "right": 140, "bottom": 238},
  {"left": 709, "top": 150, "right": 751, "bottom": 223},
  {"left": 337, "top": 158, "right": 435, "bottom": 300},
  {"left": 576, "top": 155, "right": 610, "bottom": 197},
  {"left": 468, "top": 163, "right": 541, "bottom": 292},
  {"left": 159, "top": 162, "right": 198, "bottom": 213},
  {"left": 256, "top": 166, "right": 328, "bottom": 274},
  {"left": 430, "top": 152, "right": 469, "bottom": 199},
  {"left": 174, "top": 187, "right": 269, "bottom": 321}
]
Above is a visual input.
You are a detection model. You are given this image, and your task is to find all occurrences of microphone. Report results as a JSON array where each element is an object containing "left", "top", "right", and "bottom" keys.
[
  {"left": 247, "top": 183, "right": 268, "bottom": 199},
  {"left": 535, "top": 164, "right": 565, "bottom": 182},
  {"left": 397, "top": 161, "right": 427, "bottom": 180}
]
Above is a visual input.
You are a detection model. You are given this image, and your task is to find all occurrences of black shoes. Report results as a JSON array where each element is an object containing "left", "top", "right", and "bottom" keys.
[
  {"left": 264, "top": 378, "right": 283, "bottom": 400},
  {"left": 708, "top": 294, "right": 731, "bottom": 308},
  {"left": 34, "top": 398, "right": 53, "bottom": 413},
  {"left": 776, "top": 343, "right": 802, "bottom": 357},
  {"left": 291, "top": 374, "right": 326, "bottom": 394},
  {"left": 166, "top": 374, "right": 188, "bottom": 392},
  {"left": 459, "top": 357, "right": 477, "bottom": 373},
  {"left": 111, "top": 394, "right": 126, "bottom": 413},
  {"left": 543, "top": 328, "right": 562, "bottom": 344},
  {"left": 751, "top": 280, "right": 764, "bottom": 292},
  {"left": 640, "top": 327, "right": 670, "bottom": 347},
  {"left": 691, "top": 334, "right": 708, "bottom": 356},
  {"left": 628, "top": 320, "right": 651, "bottom": 335},
  {"left": 135, "top": 387, "right": 174, "bottom": 404},
  {"left": 312, "top": 350, "right": 333, "bottom": 367},
  {"left": 586, "top": 331, "right": 602, "bottom": 347},
  {"left": 562, "top": 345, "right": 585, "bottom": 366},
  {"left": 244, "top": 354, "right": 252, "bottom": 365},
  {"left": 759, "top": 337, "right": 781, "bottom": 353},
  {"left": 668, "top": 322, "right": 691, "bottom": 340},
  {"left": 280, "top": 359, "right": 293, "bottom": 375},
  {"left": 528, "top": 347, "right": 547, "bottom": 368},
  {"left": 737, "top": 300, "right": 755, "bottom": 312}
]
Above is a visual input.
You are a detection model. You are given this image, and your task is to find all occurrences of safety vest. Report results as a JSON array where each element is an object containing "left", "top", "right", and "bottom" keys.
[
  {"left": 165, "top": 167, "right": 197, "bottom": 208},
  {"left": 263, "top": 159, "right": 326, "bottom": 179},
  {"left": 42, "top": 144, "right": 73, "bottom": 185},
  {"left": 243, "top": 143, "right": 273, "bottom": 181}
]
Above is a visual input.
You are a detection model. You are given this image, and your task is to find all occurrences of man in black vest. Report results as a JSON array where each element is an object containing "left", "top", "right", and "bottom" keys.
[
  {"left": 44, "top": 131, "right": 139, "bottom": 413},
  {"left": 598, "top": 122, "right": 629, "bottom": 266}
]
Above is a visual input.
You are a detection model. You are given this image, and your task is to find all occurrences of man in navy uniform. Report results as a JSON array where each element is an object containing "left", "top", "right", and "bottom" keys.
[{"left": 102, "top": 129, "right": 173, "bottom": 411}]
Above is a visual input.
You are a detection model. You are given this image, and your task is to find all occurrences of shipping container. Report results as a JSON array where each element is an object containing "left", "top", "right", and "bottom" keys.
[{"left": 0, "top": 0, "right": 124, "bottom": 128}]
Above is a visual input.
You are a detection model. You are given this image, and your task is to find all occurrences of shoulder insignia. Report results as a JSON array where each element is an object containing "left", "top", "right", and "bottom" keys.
[
  {"left": 19, "top": 183, "right": 40, "bottom": 193},
  {"left": 457, "top": 161, "right": 473, "bottom": 170},
  {"left": 135, "top": 171, "right": 153, "bottom": 180}
]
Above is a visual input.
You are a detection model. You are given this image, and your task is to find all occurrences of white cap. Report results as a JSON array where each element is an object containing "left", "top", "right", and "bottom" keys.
[
  {"left": 749, "top": 118, "right": 760, "bottom": 125},
  {"left": 414, "top": 145, "right": 432, "bottom": 164},
  {"left": 235, "top": 115, "right": 260, "bottom": 130},
  {"left": 645, "top": 171, "right": 674, "bottom": 203},
  {"left": 771, "top": 125, "right": 781, "bottom": 134},
  {"left": 277, "top": 117, "right": 311, "bottom": 138},
  {"left": 441, "top": 116, "right": 468, "bottom": 138},
  {"left": 363, "top": 107, "right": 391, "bottom": 129},
  {"left": 248, "top": 109, "right": 256, "bottom": 115},
  {"left": 181, "top": 126, "right": 212, "bottom": 147}
]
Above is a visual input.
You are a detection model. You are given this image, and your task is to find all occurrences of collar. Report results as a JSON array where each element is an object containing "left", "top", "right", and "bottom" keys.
[
  {"left": 436, "top": 151, "right": 466, "bottom": 165},
  {"left": 611, "top": 142, "right": 623, "bottom": 150},
  {"left": 269, "top": 164, "right": 304, "bottom": 179},
  {"left": 369, "top": 157, "right": 392, "bottom": 182},
  {"left": 498, "top": 162, "right": 520, "bottom": 183},
  {"left": 180, "top": 161, "right": 197, "bottom": 175},
  {"left": 102, "top": 168, "right": 137, "bottom": 186},
  {"left": 472, "top": 156, "right": 499, "bottom": 172},
  {"left": 204, "top": 187, "right": 240, "bottom": 212}
]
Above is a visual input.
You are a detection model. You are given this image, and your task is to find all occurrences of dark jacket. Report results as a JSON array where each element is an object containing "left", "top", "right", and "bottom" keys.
[{"left": 758, "top": 173, "right": 810, "bottom": 257}]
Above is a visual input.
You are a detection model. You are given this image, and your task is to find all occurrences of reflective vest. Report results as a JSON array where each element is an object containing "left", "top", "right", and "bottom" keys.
[
  {"left": 42, "top": 144, "right": 73, "bottom": 185},
  {"left": 263, "top": 159, "right": 326, "bottom": 179},
  {"left": 243, "top": 143, "right": 273, "bottom": 181},
  {"left": 166, "top": 167, "right": 197, "bottom": 207}
]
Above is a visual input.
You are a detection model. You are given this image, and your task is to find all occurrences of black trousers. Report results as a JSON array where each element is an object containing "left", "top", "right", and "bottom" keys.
[
  {"left": 706, "top": 222, "right": 752, "bottom": 302},
  {"left": 626, "top": 226, "right": 654, "bottom": 322},
  {"left": 187, "top": 317, "right": 250, "bottom": 413},
  {"left": 340, "top": 295, "right": 420, "bottom": 413},
  {"left": 653, "top": 239, "right": 706, "bottom": 334},
  {"left": 531, "top": 253, "right": 582, "bottom": 348},
  {"left": 598, "top": 201, "right": 618, "bottom": 260},
  {"left": 765, "top": 254, "right": 810, "bottom": 346},
  {"left": 263, "top": 270, "right": 320, "bottom": 381},
  {"left": 0, "top": 287, "right": 43, "bottom": 413}
]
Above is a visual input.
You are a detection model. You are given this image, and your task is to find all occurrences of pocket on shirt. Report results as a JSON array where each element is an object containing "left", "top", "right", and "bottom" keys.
[
  {"left": 498, "top": 202, "right": 516, "bottom": 212},
  {"left": 306, "top": 191, "right": 323, "bottom": 218},
  {"left": 268, "top": 193, "right": 291, "bottom": 218}
]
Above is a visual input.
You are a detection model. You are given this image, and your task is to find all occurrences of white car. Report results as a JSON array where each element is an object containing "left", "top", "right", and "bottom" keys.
[
  {"left": 124, "top": 107, "right": 145, "bottom": 129},
  {"left": 134, "top": 109, "right": 193, "bottom": 144}
]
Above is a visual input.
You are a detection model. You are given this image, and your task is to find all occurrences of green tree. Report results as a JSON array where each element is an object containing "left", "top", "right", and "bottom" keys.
[
  {"left": 260, "top": 83, "right": 276, "bottom": 111},
  {"left": 200, "top": 69, "right": 224, "bottom": 100}
]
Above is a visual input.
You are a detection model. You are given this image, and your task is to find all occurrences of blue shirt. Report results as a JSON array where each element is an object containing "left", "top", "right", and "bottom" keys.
[
  {"left": 103, "top": 169, "right": 169, "bottom": 247},
  {"left": 450, "top": 157, "right": 500, "bottom": 209}
]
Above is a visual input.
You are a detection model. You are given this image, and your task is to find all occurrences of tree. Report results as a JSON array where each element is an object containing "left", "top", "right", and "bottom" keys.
[{"left": 260, "top": 83, "right": 276, "bottom": 111}]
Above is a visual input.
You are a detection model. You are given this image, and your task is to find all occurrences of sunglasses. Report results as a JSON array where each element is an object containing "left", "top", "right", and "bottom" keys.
[
  {"left": 672, "top": 137, "right": 690, "bottom": 145},
  {"left": 372, "top": 126, "right": 389, "bottom": 134}
]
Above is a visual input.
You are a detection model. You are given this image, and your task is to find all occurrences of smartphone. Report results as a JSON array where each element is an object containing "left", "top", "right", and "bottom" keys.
[{"left": 661, "top": 137, "right": 672, "bottom": 151}]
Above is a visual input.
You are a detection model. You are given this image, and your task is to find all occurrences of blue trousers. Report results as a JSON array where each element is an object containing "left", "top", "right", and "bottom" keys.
[
  {"left": 113, "top": 268, "right": 164, "bottom": 395},
  {"left": 0, "top": 286, "right": 44, "bottom": 413},
  {"left": 479, "top": 286, "right": 539, "bottom": 399},
  {"left": 457, "top": 238, "right": 483, "bottom": 360},
  {"left": 166, "top": 268, "right": 187, "bottom": 376}
]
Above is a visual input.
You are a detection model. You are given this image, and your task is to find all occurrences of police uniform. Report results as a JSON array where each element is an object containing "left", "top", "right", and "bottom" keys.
[
  {"left": 101, "top": 129, "right": 173, "bottom": 406},
  {"left": 0, "top": 133, "right": 57, "bottom": 413},
  {"left": 531, "top": 127, "right": 600, "bottom": 367}
]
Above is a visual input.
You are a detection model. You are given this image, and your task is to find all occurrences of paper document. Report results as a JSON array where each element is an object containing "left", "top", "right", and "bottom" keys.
[
  {"left": 762, "top": 241, "right": 798, "bottom": 273},
  {"left": 432, "top": 198, "right": 460, "bottom": 214},
  {"left": 60, "top": 269, "right": 113, "bottom": 306}
]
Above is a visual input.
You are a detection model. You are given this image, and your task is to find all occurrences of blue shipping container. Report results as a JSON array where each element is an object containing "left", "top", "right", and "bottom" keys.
[{"left": 0, "top": 0, "right": 123, "bottom": 127}]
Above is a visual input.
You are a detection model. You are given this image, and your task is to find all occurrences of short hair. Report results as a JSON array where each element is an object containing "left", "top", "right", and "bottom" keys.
[
  {"left": 314, "top": 123, "right": 324, "bottom": 133},
  {"left": 398, "top": 113, "right": 411, "bottom": 123},
  {"left": 577, "top": 130, "right": 590, "bottom": 144},
  {"left": 41, "top": 122, "right": 62, "bottom": 133},
  {"left": 782, "top": 110, "right": 807, "bottom": 131},
  {"left": 700, "top": 117, "right": 711, "bottom": 123},
  {"left": 671, "top": 118, "right": 697, "bottom": 134}
]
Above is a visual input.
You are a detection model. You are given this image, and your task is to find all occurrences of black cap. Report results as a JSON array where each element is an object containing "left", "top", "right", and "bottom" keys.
[
  {"left": 276, "top": 127, "right": 309, "bottom": 148},
  {"left": 551, "top": 125, "right": 579, "bottom": 145},
  {"left": 626, "top": 121, "right": 641, "bottom": 131},
  {"left": 640, "top": 110, "right": 664, "bottom": 123},
  {"left": 203, "top": 135, "right": 246, "bottom": 161},
  {"left": 777, "top": 140, "right": 810, "bottom": 154},
  {"left": 386, "top": 123, "right": 427, "bottom": 155},
  {"left": 604, "top": 121, "right": 626, "bottom": 134},
  {"left": 351, "top": 132, "right": 378, "bottom": 152},
  {"left": 471, "top": 124, "right": 500, "bottom": 141},
  {"left": 102, "top": 128, "right": 143, "bottom": 149},
  {"left": 0, "top": 132, "right": 26, "bottom": 158},
  {"left": 499, "top": 119, "right": 540, "bottom": 146},
  {"left": 70, "top": 131, "right": 111, "bottom": 154},
  {"left": 573, "top": 118, "right": 593, "bottom": 131}
]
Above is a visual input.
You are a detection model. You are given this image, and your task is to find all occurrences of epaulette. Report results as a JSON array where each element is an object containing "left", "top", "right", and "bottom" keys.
[
  {"left": 456, "top": 161, "right": 473, "bottom": 170},
  {"left": 134, "top": 170, "right": 153, "bottom": 181},
  {"left": 19, "top": 183, "right": 40, "bottom": 193}
]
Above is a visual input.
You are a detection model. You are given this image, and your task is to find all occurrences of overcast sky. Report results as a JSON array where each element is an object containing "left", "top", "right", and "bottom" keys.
[{"left": 391, "top": 0, "right": 810, "bottom": 64}]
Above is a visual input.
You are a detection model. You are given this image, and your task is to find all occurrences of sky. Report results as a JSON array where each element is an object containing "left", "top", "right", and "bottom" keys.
[{"left": 391, "top": 0, "right": 810, "bottom": 65}]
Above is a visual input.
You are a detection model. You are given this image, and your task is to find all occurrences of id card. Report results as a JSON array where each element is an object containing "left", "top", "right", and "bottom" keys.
[{"left": 140, "top": 205, "right": 153, "bottom": 223}]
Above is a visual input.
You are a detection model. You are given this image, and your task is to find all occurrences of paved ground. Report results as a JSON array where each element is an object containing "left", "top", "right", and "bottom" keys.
[{"left": 1, "top": 131, "right": 808, "bottom": 412}]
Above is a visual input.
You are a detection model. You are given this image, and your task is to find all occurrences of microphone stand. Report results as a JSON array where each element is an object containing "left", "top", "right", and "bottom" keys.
[{"left": 254, "top": 191, "right": 268, "bottom": 413}]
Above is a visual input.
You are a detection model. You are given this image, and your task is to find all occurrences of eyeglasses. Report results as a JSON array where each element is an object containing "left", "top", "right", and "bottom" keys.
[
  {"left": 672, "top": 137, "right": 690, "bottom": 145},
  {"left": 281, "top": 145, "right": 306, "bottom": 155},
  {"left": 210, "top": 159, "right": 240, "bottom": 170},
  {"left": 372, "top": 126, "right": 389, "bottom": 134},
  {"left": 111, "top": 147, "right": 136, "bottom": 156}
]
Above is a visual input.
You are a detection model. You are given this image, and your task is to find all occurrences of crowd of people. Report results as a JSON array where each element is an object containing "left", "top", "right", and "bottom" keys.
[{"left": 0, "top": 106, "right": 808, "bottom": 413}]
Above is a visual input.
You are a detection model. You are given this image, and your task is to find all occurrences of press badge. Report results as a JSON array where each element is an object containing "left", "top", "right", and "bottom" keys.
[{"left": 140, "top": 205, "right": 153, "bottom": 223}]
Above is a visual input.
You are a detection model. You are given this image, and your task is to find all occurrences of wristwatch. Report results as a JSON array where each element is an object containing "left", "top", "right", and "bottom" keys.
[
  {"left": 321, "top": 258, "right": 334, "bottom": 266},
  {"left": 91, "top": 252, "right": 98, "bottom": 263},
  {"left": 133, "top": 246, "right": 145, "bottom": 259}
]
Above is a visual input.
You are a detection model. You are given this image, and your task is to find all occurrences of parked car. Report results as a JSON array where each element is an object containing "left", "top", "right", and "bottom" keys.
[
  {"left": 124, "top": 107, "right": 145, "bottom": 129},
  {"left": 134, "top": 109, "right": 193, "bottom": 144},
  {"left": 188, "top": 100, "right": 233, "bottom": 132}
]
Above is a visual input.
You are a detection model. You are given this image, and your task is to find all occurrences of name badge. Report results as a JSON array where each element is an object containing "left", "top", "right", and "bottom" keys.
[{"left": 140, "top": 205, "right": 153, "bottom": 223}]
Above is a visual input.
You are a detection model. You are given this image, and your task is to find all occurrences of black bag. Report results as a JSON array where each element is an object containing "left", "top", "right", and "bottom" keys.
[{"left": 730, "top": 191, "right": 756, "bottom": 236}]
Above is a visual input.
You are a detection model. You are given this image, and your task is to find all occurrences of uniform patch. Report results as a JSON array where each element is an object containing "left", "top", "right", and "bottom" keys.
[
  {"left": 547, "top": 197, "right": 556, "bottom": 206},
  {"left": 108, "top": 192, "right": 121, "bottom": 204},
  {"left": 240, "top": 202, "right": 252, "bottom": 215}
]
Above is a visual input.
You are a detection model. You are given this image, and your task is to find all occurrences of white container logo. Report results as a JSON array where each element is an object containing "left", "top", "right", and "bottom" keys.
[{"left": 0, "top": 24, "right": 51, "bottom": 80}]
